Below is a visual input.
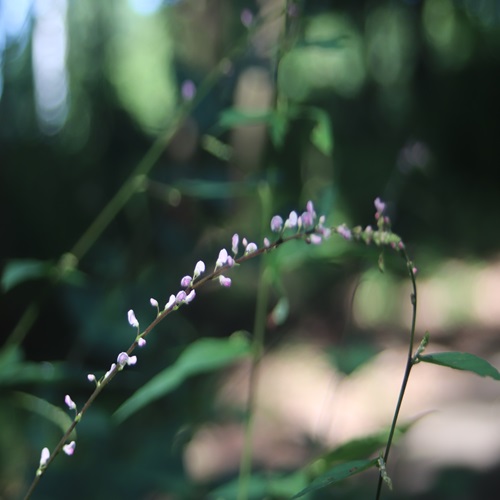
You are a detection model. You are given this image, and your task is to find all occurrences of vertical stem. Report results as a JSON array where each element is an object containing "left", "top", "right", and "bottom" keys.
[
  {"left": 237, "top": 183, "right": 272, "bottom": 500},
  {"left": 375, "top": 251, "right": 417, "bottom": 499}
]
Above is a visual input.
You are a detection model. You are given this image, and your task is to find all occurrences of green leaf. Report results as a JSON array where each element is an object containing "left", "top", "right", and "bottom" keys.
[
  {"left": 291, "top": 458, "right": 378, "bottom": 499},
  {"left": 269, "top": 112, "right": 289, "bottom": 148},
  {"left": 310, "top": 113, "right": 333, "bottom": 156},
  {"left": 0, "top": 346, "right": 66, "bottom": 386},
  {"left": 218, "top": 108, "right": 274, "bottom": 129},
  {"left": 114, "top": 333, "right": 251, "bottom": 423},
  {"left": 418, "top": 352, "right": 500, "bottom": 380},
  {"left": 1, "top": 259, "right": 53, "bottom": 291}
]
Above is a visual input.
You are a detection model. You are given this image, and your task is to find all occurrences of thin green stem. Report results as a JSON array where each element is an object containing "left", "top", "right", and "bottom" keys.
[{"left": 375, "top": 250, "right": 418, "bottom": 499}]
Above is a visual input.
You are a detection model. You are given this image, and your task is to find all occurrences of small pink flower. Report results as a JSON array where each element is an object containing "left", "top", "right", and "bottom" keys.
[
  {"left": 216, "top": 248, "right": 228, "bottom": 269},
  {"left": 219, "top": 275, "right": 232, "bottom": 287},
  {"left": 245, "top": 242, "right": 258, "bottom": 254},
  {"left": 117, "top": 352, "right": 137, "bottom": 367},
  {"left": 180, "top": 275, "right": 192, "bottom": 288},
  {"left": 128, "top": 309, "right": 139, "bottom": 328},
  {"left": 310, "top": 234, "right": 322, "bottom": 245},
  {"left": 63, "top": 441, "right": 76, "bottom": 456},
  {"left": 263, "top": 237, "right": 270, "bottom": 248},
  {"left": 176, "top": 291, "right": 187, "bottom": 303},
  {"left": 374, "top": 197, "right": 386, "bottom": 215},
  {"left": 285, "top": 211, "right": 298, "bottom": 228},
  {"left": 87, "top": 374, "right": 96, "bottom": 383},
  {"left": 240, "top": 8, "right": 253, "bottom": 27},
  {"left": 137, "top": 337, "right": 146, "bottom": 347},
  {"left": 181, "top": 80, "right": 196, "bottom": 101},
  {"left": 270, "top": 215, "right": 283, "bottom": 232},
  {"left": 193, "top": 261, "right": 205, "bottom": 279},
  {"left": 185, "top": 290, "right": 196, "bottom": 303},
  {"left": 165, "top": 294, "right": 176, "bottom": 310},
  {"left": 337, "top": 224, "right": 352, "bottom": 240},
  {"left": 150, "top": 298, "right": 158, "bottom": 308}
]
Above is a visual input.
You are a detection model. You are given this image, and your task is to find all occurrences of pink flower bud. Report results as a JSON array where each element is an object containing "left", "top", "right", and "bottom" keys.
[
  {"left": 150, "top": 298, "right": 158, "bottom": 308},
  {"left": 40, "top": 447, "right": 50, "bottom": 467},
  {"left": 87, "top": 373, "right": 96, "bottom": 383},
  {"left": 270, "top": 215, "right": 283, "bottom": 232},
  {"left": 219, "top": 275, "right": 232, "bottom": 287},
  {"left": 245, "top": 242, "right": 258, "bottom": 254},
  {"left": 65, "top": 395, "right": 76, "bottom": 410},
  {"left": 128, "top": 309, "right": 139, "bottom": 328},
  {"left": 104, "top": 363, "right": 116, "bottom": 380},
  {"left": 180, "top": 275, "right": 192, "bottom": 288},
  {"left": 63, "top": 441, "right": 76, "bottom": 456},
  {"left": 263, "top": 237, "right": 270, "bottom": 248},
  {"left": 176, "top": 291, "right": 186, "bottom": 303},
  {"left": 232, "top": 233, "right": 239, "bottom": 255},
  {"left": 137, "top": 337, "right": 146, "bottom": 347},
  {"left": 165, "top": 294, "right": 176, "bottom": 310},
  {"left": 374, "top": 197, "right": 386, "bottom": 214},
  {"left": 185, "top": 290, "right": 196, "bottom": 303},
  {"left": 193, "top": 260, "right": 205, "bottom": 279},
  {"left": 310, "top": 234, "right": 322, "bottom": 245},
  {"left": 216, "top": 248, "right": 228, "bottom": 269}
]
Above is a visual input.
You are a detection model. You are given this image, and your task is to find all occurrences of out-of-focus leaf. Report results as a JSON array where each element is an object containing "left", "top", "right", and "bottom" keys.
[
  {"left": 0, "top": 346, "right": 66, "bottom": 386},
  {"left": 418, "top": 352, "right": 500, "bottom": 380},
  {"left": 310, "top": 422, "right": 414, "bottom": 472},
  {"left": 218, "top": 108, "right": 274, "bottom": 129},
  {"left": 291, "top": 458, "right": 378, "bottom": 499},
  {"left": 310, "top": 112, "right": 333, "bottom": 156},
  {"left": 114, "top": 333, "right": 251, "bottom": 423},
  {"left": 201, "top": 135, "right": 232, "bottom": 161},
  {"left": 13, "top": 392, "right": 76, "bottom": 439},
  {"left": 208, "top": 470, "right": 309, "bottom": 500},
  {"left": 1, "top": 259, "right": 53, "bottom": 291},
  {"left": 173, "top": 179, "right": 256, "bottom": 199},
  {"left": 269, "top": 112, "right": 289, "bottom": 148},
  {"left": 269, "top": 296, "right": 289, "bottom": 326}
]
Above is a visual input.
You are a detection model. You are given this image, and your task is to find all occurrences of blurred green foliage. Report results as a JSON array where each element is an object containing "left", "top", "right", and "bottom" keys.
[{"left": 1, "top": 0, "right": 500, "bottom": 499}]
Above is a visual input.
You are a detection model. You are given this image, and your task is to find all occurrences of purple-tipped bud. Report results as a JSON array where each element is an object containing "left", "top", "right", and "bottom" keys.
[
  {"left": 310, "top": 234, "right": 322, "bottom": 245},
  {"left": 63, "top": 441, "right": 76, "bottom": 456},
  {"left": 270, "top": 215, "right": 283, "bottom": 233},
  {"left": 285, "top": 211, "right": 298, "bottom": 228},
  {"left": 128, "top": 309, "right": 139, "bottom": 328},
  {"left": 226, "top": 256, "right": 235, "bottom": 267},
  {"left": 374, "top": 197, "right": 386, "bottom": 215},
  {"left": 185, "top": 290, "right": 196, "bottom": 303},
  {"left": 180, "top": 275, "right": 192, "bottom": 288},
  {"left": 176, "top": 291, "right": 187, "bottom": 303},
  {"left": 301, "top": 211, "right": 314, "bottom": 228},
  {"left": 245, "top": 242, "right": 258, "bottom": 254},
  {"left": 150, "top": 298, "right": 158, "bottom": 308},
  {"left": 337, "top": 224, "right": 352, "bottom": 240},
  {"left": 216, "top": 248, "right": 228, "bottom": 269},
  {"left": 64, "top": 395, "right": 76, "bottom": 411},
  {"left": 40, "top": 447, "right": 50, "bottom": 467},
  {"left": 242, "top": 237, "right": 248, "bottom": 247},
  {"left": 232, "top": 234, "right": 239, "bottom": 255},
  {"left": 240, "top": 8, "right": 253, "bottom": 27},
  {"left": 193, "top": 260, "right": 205, "bottom": 279},
  {"left": 138, "top": 337, "right": 146, "bottom": 347},
  {"left": 165, "top": 294, "right": 176, "bottom": 310},
  {"left": 219, "top": 275, "right": 232, "bottom": 287}
]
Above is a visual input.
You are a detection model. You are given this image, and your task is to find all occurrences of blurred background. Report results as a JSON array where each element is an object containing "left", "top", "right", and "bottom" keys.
[{"left": 1, "top": 0, "right": 500, "bottom": 498}]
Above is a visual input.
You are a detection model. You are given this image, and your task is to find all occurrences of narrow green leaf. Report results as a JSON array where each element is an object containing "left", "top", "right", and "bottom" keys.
[
  {"left": 310, "top": 114, "right": 333, "bottom": 156},
  {"left": 269, "top": 112, "right": 289, "bottom": 148},
  {"left": 1, "top": 259, "right": 53, "bottom": 291},
  {"left": 418, "top": 352, "right": 500, "bottom": 380},
  {"left": 218, "top": 108, "right": 274, "bottom": 129},
  {"left": 114, "top": 333, "right": 251, "bottom": 422},
  {"left": 291, "top": 458, "right": 378, "bottom": 499}
]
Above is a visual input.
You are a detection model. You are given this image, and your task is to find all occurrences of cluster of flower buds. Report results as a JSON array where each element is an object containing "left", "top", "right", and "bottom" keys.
[{"left": 270, "top": 200, "right": 331, "bottom": 245}]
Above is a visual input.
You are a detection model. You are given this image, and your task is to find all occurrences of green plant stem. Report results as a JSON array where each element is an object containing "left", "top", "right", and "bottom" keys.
[{"left": 375, "top": 250, "right": 418, "bottom": 499}]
